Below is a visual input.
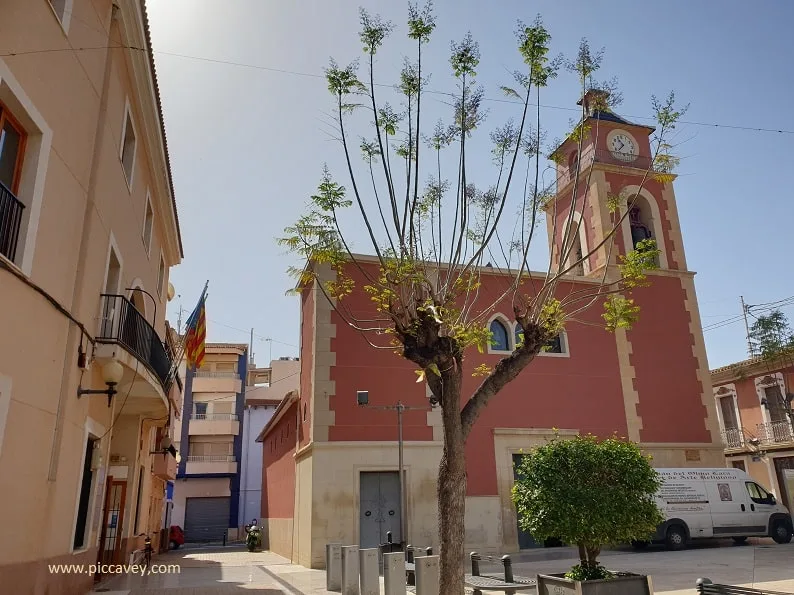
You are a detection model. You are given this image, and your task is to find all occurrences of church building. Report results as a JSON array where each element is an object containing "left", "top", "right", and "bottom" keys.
[{"left": 258, "top": 92, "right": 723, "bottom": 569}]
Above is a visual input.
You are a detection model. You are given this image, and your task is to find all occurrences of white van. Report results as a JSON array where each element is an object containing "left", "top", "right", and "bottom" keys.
[{"left": 637, "top": 468, "right": 793, "bottom": 550}]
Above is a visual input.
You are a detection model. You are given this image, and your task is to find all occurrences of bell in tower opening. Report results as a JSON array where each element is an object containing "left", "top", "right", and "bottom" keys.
[{"left": 629, "top": 206, "right": 652, "bottom": 249}]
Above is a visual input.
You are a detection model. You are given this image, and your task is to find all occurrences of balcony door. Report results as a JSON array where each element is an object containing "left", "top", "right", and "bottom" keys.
[{"left": 718, "top": 395, "right": 741, "bottom": 447}]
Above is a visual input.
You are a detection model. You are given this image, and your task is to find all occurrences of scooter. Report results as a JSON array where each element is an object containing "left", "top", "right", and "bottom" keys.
[{"left": 245, "top": 519, "right": 262, "bottom": 552}]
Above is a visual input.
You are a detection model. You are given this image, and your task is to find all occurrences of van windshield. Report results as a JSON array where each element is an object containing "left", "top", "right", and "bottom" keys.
[{"left": 746, "top": 482, "right": 774, "bottom": 504}]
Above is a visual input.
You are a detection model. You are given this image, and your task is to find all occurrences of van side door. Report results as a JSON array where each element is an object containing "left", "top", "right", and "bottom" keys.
[
  {"left": 708, "top": 480, "right": 751, "bottom": 536},
  {"left": 745, "top": 481, "right": 777, "bottom": 535}
]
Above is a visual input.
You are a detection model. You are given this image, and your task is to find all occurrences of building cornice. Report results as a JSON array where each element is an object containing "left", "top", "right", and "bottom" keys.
[{"left": 255, "top": 391, "right": 298, "bottom": 442}]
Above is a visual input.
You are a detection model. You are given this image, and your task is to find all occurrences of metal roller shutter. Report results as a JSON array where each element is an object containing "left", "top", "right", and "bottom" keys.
[{"left": 184, "top": 497, "right": 230, "bottom": 542}]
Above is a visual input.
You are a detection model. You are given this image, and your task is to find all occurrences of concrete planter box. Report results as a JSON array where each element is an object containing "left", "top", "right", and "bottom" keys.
[{"left": 537, "top": 572, "right": 653, "bottom": 595}]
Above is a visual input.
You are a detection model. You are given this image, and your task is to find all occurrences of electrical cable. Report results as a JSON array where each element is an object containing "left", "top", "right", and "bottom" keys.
[{"left": 3, "top": 43, "right": 793, "bottom": 136}]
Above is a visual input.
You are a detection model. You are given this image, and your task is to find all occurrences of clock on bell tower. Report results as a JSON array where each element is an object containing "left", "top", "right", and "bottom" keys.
[{"left": 545, "top": 89, "right": 689, "bottom": 277}]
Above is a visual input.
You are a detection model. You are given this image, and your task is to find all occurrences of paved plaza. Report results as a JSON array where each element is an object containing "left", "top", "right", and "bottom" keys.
[{"left": 90, "top": 540, "right": 794, "bottom": 594}]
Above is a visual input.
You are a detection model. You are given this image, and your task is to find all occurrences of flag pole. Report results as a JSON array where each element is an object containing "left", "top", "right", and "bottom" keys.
[{"left": 165, "top": 281, "right": 209, "bottom": 390}]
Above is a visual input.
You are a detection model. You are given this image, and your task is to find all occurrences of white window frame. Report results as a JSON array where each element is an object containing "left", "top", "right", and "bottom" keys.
[
  {"left": 754, "top": 373, "right": 788, "bottom": 426},
  {"left": 713, "top": 383, "right": 742, "bottom": 439},
  {"left": 69, "top": 417, "right": 106, "bottom": 554},
  {"left": 0, "top": 58, "right": 53, "bottom": 276},
  {"left": 157, "top": 253, "right": 166, "bottom": 297},
  {"left": 618, "top": 185, "right": 669, "bottom": 269},
  {"left": 536, "top": 329, "right": 570, "bottom": 358},
  {"left": 486, "top": 314, "right": 512, "bottom": 355},
  {"left": 119, "top": 98, "right": 137, "bottom": 191},
  {"left": 47, "top": 0, "right": 74, "bottom": 34},
  {"left": 563, "top": 211, "right": 590, "bottom": 275},
  {"left": 142, "top": 191, "right": 154, "bottom": 257}
]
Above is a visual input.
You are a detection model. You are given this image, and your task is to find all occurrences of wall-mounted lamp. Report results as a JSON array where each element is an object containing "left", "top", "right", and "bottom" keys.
[{"left": 77, "top": 359, "right": 123, "bottom": 407}]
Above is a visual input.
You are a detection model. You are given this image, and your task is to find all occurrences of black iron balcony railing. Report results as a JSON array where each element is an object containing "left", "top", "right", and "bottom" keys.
[
  {"left": 0, "top": 181, "right": 24, "bottom": 263},
  {"left": 98, "top": 294, "right": 172, "bottom": 389}
]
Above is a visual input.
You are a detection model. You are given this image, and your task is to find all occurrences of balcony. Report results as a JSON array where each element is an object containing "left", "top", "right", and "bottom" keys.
[
  {"left": 191, "top": 371, "right": 242, "bottom": 394},
  {"left": 189, "top": 413, "right": 240, "bottom": 436},
  {"left": 0, "top": 181, "right": 24, "bottom": 263},
  {"left": 94, "top": 295, "right": 174, "bottom": 414},
  {"left": 757, "top": 421, "right": 794, "bottom": 446},
  {"left": 556, "top": 149, "right": 656, "bottom": 190},
  {"left": 185, "top": 455, "right": 237, "bottom": 475},
  {"left": 720, "top": 428, "right": 745, "bottom": 450},
  {"left": 152, "top": 453, "right": 177, "bottom": 480}
]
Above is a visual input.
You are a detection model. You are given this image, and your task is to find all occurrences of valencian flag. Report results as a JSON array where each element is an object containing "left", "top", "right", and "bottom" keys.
[{"left": 185, "top": 282, "right": 208, "bottom": 370}]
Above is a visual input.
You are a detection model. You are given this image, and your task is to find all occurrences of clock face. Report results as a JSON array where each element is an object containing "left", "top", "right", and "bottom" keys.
[{"left": 610, "top": 133, "right": 637, "bottom": 162}]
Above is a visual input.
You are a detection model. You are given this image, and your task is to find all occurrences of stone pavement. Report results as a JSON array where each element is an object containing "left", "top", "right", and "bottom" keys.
[{"left": 90, "top": 540, "right": 794, "bottom": 594}]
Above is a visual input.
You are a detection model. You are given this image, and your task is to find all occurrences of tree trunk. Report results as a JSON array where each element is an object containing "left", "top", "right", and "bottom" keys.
[{"left": 438, "top": 367, "right": 466, "bottom": 594}]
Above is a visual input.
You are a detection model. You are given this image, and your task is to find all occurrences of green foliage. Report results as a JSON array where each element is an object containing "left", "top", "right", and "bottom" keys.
[
  {"left": 400, "top": 59, "right": 422, "bottom": 97},
  {"left": 539, "top": 298, "right": 564, "bottom": 336},
  {"left": 325, "top": 59, "right": 366, "bottom": 97},
  {"left": 407, "top": 1, "right": 436, "bottom": 43},
  {"left": 651, "top": 92, "right": 688, "bottom": 182},
  {"left": 565, "top": 563, "right": 612, "bottom": 582},
  {"left": 278, "top": 167, "right": 352, "bottom": 294},
  {"left": 568, "top": 38, "right": 604, "bottom": 84},
  {"left": 748, "top": 310, "right": 794, "bottom": 361},
  {"left": 359, "top": 9, "right": 394, "bottom": 55},
  {"left": 516, "top": 16, "right": 558, "bottom": 87},
  {"left": 512, "top": 434, "right": 664, "bottom": 576},
  {"left": 603, "top": 295, "right": 640, "bottom": 332},
  {"left": 472, "top": 363, "right": 492, "bottom": 377},
  {"left": 378, "top": 104, "right": 402, "bottom": 136},
  {"left": 618, "top": 239, "right": 659, "bottom": 288},
  {"left": 450, "top": 33, "right": 480, "bottom": 78},
  {"left": 606, "top": 193, "right": 622, "bottom": 214}
]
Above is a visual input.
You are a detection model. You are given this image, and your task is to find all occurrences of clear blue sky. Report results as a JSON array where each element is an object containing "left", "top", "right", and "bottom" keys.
[{"left": 147, "top": 0, "right": 794, "bottom": 369}]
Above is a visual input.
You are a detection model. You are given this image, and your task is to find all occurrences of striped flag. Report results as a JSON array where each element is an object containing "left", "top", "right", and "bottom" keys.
[{"left": 185, "top": 285, "right": 208, "bottom": 370}]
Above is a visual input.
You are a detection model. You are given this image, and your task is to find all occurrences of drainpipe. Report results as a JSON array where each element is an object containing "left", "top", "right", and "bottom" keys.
[{"left": 48, "top": 4, "right": 119, "bottom": 481}]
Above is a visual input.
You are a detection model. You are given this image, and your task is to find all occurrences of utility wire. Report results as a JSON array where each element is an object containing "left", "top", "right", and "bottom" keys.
[{"left": 3, "top": 44, "right": 793, "bottom": 136}]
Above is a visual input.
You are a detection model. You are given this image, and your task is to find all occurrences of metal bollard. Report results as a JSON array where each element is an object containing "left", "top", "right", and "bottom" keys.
[
  {"left": 406, "top": 544, "right": 414, "bottom": 563},
  {"left": 501, "top": 555, "right": 513, "bottom": 583},
  {"left": 425, "top": 546, "right": 432, "bottom": 556},
  {"left": 470, "top": 552, "right": 480, "bottom": 576}
]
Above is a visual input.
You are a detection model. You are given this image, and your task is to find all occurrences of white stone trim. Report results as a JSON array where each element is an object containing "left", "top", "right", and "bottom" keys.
[
  {"left": 142, "top": 190, "right": 153, "bottom": 258},
  {"left": 69, "top": 416, "right": 107, "bottom": 553},
  {"left": 713, "top": 383, "right": 742, "bottom": 433},
  {"left": 486, "top": 313, "right": 512, "bottom": 354},
  {"left": 47, "top": 0, "right": 74, "bottom": 34},
  {"left": 564, "top": 211, "right": 590, "bottom": 275},
  {"left": 619, "top": 185, "right": 669, "bottom": 269},
  {"left": 119, "top": 97, "right": 137, "bottom": 192},
  {"left": 0, "top": 375, "right": 11, "bottom": 459},
  {"left": 0, "top": 58, "right": 53, "bottom": 275},
  {"left": 101, "top": 232, "right": 124, "bottom": 295}
]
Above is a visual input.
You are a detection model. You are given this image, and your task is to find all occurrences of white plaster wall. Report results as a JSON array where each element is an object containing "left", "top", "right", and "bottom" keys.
[{"left": 239, "top": 405, "right": 275, "bottom": 525}]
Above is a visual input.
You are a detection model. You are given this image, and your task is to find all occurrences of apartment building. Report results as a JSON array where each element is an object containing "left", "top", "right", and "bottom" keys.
[
  {"left": 172, "top": 344, "right": 247, "bottom": 543},
  {"left": 0, "top": 1, "right": 183, "bottom": 593},
  {"left": 712, "top": 355, "right": 794, "bottom": 512}
]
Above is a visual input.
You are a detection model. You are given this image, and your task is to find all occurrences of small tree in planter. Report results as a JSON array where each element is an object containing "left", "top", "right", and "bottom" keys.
[{"left": 512, "top": 434, "right": 663, "bottom": 591}]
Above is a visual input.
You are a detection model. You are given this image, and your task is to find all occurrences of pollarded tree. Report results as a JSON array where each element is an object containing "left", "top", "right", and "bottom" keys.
[{"left": 280, "top": 4, "right": 684, "bottom": 592}]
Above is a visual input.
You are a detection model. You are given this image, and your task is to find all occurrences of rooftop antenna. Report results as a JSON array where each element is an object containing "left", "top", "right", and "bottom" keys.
[
  {"left": 740, "top": 296, "right": 753, "bottom": 357},
  {"left": 249, "top": 328, "right": 255, "bottom": 366}
]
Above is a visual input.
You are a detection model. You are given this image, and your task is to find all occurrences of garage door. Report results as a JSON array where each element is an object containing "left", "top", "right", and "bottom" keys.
[{"left": 184, "top": 497, "right": 230, "bottom": 542}]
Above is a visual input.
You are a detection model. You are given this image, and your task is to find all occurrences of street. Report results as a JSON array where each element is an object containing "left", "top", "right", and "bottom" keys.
[{"left": 91, "top": 540, "right": 794, "bottom": 594}]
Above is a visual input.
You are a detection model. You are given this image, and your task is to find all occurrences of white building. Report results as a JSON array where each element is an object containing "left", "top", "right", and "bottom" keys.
[{"left": 239, "top": 358, "right": 300, "bottom": 526}]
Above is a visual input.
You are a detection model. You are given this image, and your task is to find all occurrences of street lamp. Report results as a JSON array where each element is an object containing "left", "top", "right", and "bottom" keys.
[
  {"left": 77, "top": 358, "right": 124, "bottom": 407},
  {"left": 356, "top": 390, "right": 434, "bottom": 549}
]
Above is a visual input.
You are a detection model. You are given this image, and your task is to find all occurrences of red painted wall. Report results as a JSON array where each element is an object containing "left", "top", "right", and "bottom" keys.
[
  {"left": 262, "top": 401, "right": 298, "bottom": 519},
  {"left": 329, "top": 264, "right": 434, "bottom": 442},
  {"left": 628, "top": 275, "right": 710, "bottom": 443},
  {"left": 325, "top": 262, "right": 627, "bottom": 496}
]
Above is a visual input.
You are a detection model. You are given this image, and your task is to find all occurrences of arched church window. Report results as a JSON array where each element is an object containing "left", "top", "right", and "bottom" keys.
[
  {"left": 629, "top": 206, "right": 652, "bottom": 249},
  {"left": 489, "top": 319, "right": 510, "bottom": 352}
]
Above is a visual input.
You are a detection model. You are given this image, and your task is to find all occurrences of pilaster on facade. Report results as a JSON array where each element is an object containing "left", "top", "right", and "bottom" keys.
[
  {"left": 615, "top": 327, "right": 643, "bottom": 442},
  {"left": 311, "top": 267, "right": 337, "bottom": 443}
]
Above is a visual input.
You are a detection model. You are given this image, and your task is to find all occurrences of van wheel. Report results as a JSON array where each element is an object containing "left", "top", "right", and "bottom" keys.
[
  {"left": 772, "top": 522, "right": 793, "bottom": 544},
  {"left": 665, "top": 525, "right": 686, "bottom": 551},
  {"left": 631, "top": 540, "right": 649, "bottom": 550},
  {"left": 732, "top": 536, "right": 748, "bottom": 544}
]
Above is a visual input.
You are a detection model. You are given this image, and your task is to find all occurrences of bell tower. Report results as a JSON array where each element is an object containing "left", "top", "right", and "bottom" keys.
[{"left": 545, "top": 89, "right": 688, "bottom": 277}]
